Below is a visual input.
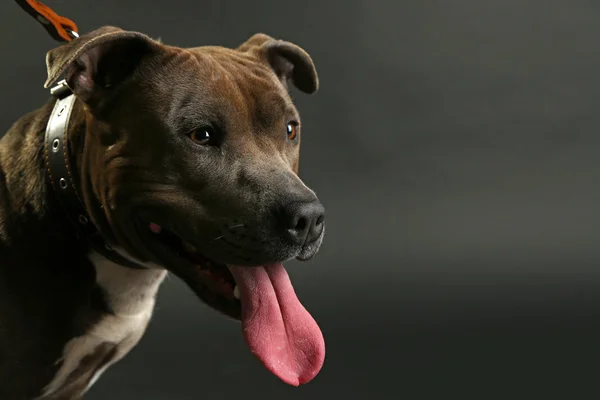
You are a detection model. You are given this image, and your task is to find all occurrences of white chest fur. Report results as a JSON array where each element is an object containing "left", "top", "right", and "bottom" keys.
[{"left": 39, "top": 251, "right": 167, "bottom": 399}]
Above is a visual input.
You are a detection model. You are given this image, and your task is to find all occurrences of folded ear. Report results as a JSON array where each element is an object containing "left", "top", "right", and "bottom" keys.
[
  {"left": 45, "top": 26, "right": 162, "bottom": 106},
  {"left": 238, "top": 33, "right": 319, "bottom": 94}
]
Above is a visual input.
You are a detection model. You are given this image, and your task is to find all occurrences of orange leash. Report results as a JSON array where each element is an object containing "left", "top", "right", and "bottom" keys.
[{"left": 14, "top": 0, "right": 78, "bottom": 42}]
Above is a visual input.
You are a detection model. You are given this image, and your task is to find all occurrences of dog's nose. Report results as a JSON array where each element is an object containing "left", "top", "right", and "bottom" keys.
[{"left": 281, "top": 201, "right": 325, "bottom": 246}]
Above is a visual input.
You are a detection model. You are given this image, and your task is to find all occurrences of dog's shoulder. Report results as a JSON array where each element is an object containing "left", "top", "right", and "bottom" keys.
[{"left": 0, "top": 98, "right": 98, "bottom": 399}]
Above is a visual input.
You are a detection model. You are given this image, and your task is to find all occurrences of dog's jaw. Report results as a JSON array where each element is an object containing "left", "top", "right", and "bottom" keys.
[{"left": 137, "top": 221, "right": 243, "bottom": 319}]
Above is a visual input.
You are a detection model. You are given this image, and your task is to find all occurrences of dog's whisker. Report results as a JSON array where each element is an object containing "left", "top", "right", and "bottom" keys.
[
  {"left": 227, "top": 223, "right": 246, "bottom": 230},
  {"left": 209, "top": 235, "right": 225, "bottom": 244}
]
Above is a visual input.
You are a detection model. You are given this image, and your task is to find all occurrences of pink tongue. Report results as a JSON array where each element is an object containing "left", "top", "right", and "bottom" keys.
[{"left": 228, "top": 264, "right": 325, "bottom": 386}]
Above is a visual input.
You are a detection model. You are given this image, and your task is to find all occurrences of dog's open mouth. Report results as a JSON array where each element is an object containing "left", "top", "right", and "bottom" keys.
[
  {"left": 142, "top": 221, "right": 325, "bottom": 386},
  {"left": 146, "top": 222, "right": 242, "bottom": 316}
]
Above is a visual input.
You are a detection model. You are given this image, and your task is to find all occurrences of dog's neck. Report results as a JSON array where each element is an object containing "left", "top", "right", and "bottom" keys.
[{"left": 0, "top": 97, "right": 95, "bottom": 246}]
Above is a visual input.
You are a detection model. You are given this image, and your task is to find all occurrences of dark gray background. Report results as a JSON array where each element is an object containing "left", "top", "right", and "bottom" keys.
[{"left": 2, "top": 0, "right": 600, "bottom": 398}]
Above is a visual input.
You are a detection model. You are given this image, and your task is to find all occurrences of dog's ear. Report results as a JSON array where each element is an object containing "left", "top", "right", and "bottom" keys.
[
  {"left": 238, "top": 33, "right": 319, "bottom": 94},
  {"left": 45, "top": 26, "right": 162, "bottom": 106}
]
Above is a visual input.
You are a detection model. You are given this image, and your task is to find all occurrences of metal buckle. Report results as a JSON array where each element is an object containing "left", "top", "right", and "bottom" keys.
[{"left": 49, "top": 79, "right": 73, "bottom": 99}]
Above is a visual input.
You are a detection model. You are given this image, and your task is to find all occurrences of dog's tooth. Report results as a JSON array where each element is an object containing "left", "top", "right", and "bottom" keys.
[
  {"left": 182, "top": 241, "right": 197, "bottom": 253},
  {"left": 149, "top": 223, "right": 162, "bottom": 234},
  {"left": 233, "top": 286, "right": 240, "bottom": 300}
]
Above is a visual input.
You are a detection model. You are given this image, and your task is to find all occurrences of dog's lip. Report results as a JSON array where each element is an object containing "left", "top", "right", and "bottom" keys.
[
  {"left": 133, "top": 218, "right": 242, "bottom": 319},
  {"left": 295, "top": 229, "right": 325, "bottom": 262}
]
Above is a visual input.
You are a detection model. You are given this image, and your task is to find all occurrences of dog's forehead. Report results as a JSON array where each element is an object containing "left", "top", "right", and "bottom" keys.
[
  {"left": 192, "top": 47, "right": 289, "bottom": 97},
  {"left": 155, "top": 45, "right": 299, "bottom": 128}
]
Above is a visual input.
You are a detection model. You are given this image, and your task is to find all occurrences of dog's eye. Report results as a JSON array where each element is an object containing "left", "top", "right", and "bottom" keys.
[
  {"left": 286, "top": 122, "right": 299, "bottom": 141},
  {"left": 188, "top": 127, "right": 215, "bottom": 146}
]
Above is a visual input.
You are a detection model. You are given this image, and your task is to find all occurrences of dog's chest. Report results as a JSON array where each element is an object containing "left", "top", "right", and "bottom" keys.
[{"left": 39, "top": 252, "right": 166, "bottom": 399}]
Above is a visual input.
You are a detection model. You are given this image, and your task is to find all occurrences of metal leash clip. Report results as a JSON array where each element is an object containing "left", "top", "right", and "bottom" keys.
[{"left": 13, "top": 0, "right": 79, "bottom": 42}]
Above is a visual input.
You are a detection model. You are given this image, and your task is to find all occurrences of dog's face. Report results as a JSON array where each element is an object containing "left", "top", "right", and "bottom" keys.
[{"left": 45, "top": 27, "right": 325, "bottom": 318}]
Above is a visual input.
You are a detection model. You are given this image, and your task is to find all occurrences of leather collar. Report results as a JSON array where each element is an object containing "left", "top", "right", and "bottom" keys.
[{"left": 44, "top": 80, "right": 145, "bottom": 269}]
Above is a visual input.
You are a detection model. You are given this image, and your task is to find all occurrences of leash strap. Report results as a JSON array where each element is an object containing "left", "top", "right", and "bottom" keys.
[{"left": 14, "top": 0, "right": 79, "bottom": 42}]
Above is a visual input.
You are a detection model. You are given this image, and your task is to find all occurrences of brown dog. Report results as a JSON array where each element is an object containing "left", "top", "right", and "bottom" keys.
[{"left": 0, "top": 26, "right": 325, "bottom": 399}]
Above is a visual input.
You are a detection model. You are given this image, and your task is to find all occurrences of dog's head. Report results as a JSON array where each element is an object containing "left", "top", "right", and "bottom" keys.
[{"left": 44, "top": 27, "right": 325, "bottom": 319}]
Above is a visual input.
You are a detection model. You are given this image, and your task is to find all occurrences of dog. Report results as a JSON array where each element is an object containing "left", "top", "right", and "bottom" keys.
[{"left": 0, "top": 26, "right": 326, "bottom": 399}]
